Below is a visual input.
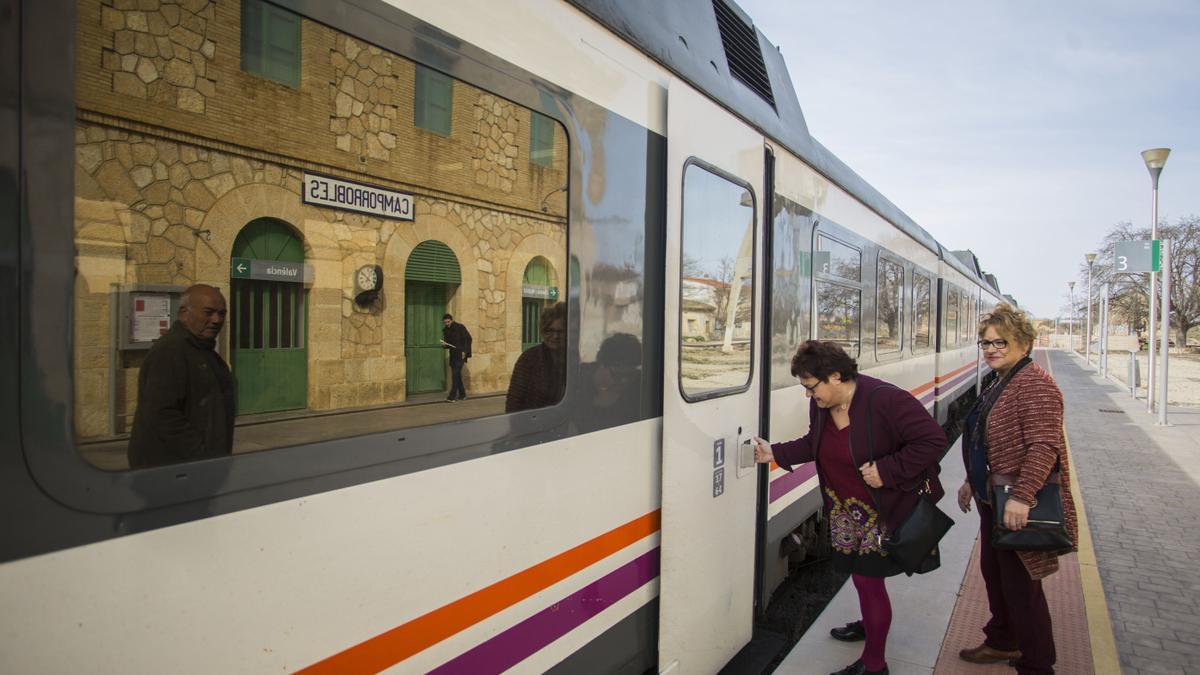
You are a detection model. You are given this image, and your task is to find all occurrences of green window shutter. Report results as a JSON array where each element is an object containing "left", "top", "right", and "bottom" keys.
[
  {"left": 530, "top": 112, "right": 555, "bottom": 167},
  {"left": 232, "top": 218, "right": 304, "bottom": 262},
  {"left": 414, "top": 65, "right": 453, "bottom": 136},
  {"left": 523, "top": 258, "right": 550, "bottom": 286},
  {"left": 241, "top": 0, "right": 300, "bottom": 89},
  {"left": 405, "top": 240, "right": 461, "bottom": 284}
]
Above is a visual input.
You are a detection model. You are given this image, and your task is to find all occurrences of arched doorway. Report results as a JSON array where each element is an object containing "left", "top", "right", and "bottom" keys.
[
  {"left": 521, "top": 256, "right": 558, "bottom": 352},
  {"left": 405, "top": 240, "right": 461, "bottom": 395},
  {"left": 230, "top": 218, "right": 308, "bottom": 414}
]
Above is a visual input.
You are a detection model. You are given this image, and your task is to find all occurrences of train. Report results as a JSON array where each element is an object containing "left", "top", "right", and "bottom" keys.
[{"left": 0, "top": 0, "right": 1011, "bottom": 673}]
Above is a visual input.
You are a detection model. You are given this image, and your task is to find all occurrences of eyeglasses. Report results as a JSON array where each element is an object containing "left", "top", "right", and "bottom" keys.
[
  {"left": 977, "top": 339, "right": 1009, "bottom": 350},
  {"left": 800, "top": 380, "right": 821, "bottom": 392}
]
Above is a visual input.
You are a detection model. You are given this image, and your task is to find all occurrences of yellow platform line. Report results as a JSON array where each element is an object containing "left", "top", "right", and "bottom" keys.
[{"left": 1048, "top": 353, "right": 1122, "bottom": 674}]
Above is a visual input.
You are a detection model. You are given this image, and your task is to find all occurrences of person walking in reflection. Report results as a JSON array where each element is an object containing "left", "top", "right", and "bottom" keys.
[
  {"left": 957, "top": 304, "right": 1077, "bottom": 675},
  {"left": 128, "top": 284, "right": 235, "bottom": 469},
  {"left": 506, "top": 302, "right": 567, "bottom": 412},
  {"left": 753, "top": 340, "right": 948, "bottom": 675},
  {"left": 442, "top": 313, "right": 472, "bottom": 402}
]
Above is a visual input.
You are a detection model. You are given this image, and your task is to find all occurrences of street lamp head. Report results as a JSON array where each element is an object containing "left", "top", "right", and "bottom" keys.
[
  {"left": 1086, "top": 252, "right": 1097, "bottom": 266},
  {"left": 1142, "top": 148, "right": 1171, "bottom": 170},
  {"left": 1068, "top": 281, "right": 1075, "bottom": 292}
]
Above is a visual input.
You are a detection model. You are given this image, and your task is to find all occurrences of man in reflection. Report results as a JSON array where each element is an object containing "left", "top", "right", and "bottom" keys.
[
  {"left": 506, "top": 302, "right": 567, "bottom": 412},
  {"left": 441, "top": 313, "right": 473, "bottom": 402},
  {"left": 128, "top": 284, "right": 236, "bottom": 469},
  {"left": 574, "top": 333, "right": 643, "bottom": 434}
]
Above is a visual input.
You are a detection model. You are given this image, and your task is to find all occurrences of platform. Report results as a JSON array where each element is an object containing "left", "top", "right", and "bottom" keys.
[{"left": 774, "top": 348, "right": 1200, "bottom": 674}]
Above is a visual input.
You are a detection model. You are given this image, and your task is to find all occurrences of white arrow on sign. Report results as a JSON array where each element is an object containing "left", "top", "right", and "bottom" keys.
[{"left": 236, "top": 262, "right": 248, "bottom": 274}]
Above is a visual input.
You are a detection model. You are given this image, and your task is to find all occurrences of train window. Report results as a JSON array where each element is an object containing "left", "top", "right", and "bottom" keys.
[
  {"left": 946, "top": 287, "right": 961, "bottom": 346},
  {"left": 241, "top": 0, "right": 302, "bottom": 89},
  {"left": 679, "top": 164, "right": 756, "bottom": 400},
  {"left": 876, "top": 257, "right": 903, "bottom": 356},
  {"left": 530, "top": 112, "right": 555, "bottom": 167},
  {"left": 960, "top": 292, "right": 973, "bottom": 343},
  {"left": 769, "top": 195, "right": 813, "bottom": 388},
  {"left": 913, "top": 273, "right": 932, "bottom": 350},
  {"left": 816, "top": 281, "right": 861, "bottom": 357},
  {"left": 816, "top": 235, "right": 861, "bottom": 282},
  {"left": 72, "top": 5, "right": 570, "bottom": 470},
  {"left": 415, "top": 64, "right": 454, "bottom": 136}
]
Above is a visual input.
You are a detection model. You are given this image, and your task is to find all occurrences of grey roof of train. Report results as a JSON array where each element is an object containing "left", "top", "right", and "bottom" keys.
[{"left": 565, "top": 0, "right": 993, "bottom": 287}]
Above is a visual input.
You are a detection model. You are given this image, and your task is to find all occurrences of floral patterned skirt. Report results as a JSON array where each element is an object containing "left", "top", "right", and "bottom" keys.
[{"left": 825, "top": 486, "right": 904, "bottom": 577}]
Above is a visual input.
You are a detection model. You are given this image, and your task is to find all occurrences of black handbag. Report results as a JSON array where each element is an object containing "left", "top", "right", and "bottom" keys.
[
  {"left": 990, "top": 471, "right": 1072, "bottom": 552},
  {"left": 863, "top": 386, "right": 954, "bottom": 575}
]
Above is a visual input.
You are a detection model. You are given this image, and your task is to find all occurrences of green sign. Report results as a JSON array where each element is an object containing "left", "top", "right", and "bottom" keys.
[
  {"left": 231, "top": 257, "right": 310, "bottom": 283},
  {"left": 231, "top": 257, "right": 251, "bottom": 279},
  {"left": 1114, "top": 240, "right": 1160, "bottom": 273}
]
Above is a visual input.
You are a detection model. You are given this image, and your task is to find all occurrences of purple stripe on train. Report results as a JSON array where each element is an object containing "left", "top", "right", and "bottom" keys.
[
  {"left": 768, "top": 462, "right": 817, "bottom": 503},
  {"left": 428, "top": 548, "right": 660, "bottom": 674}
]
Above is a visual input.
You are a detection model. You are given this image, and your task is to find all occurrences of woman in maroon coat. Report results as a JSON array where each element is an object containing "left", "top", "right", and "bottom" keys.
[
  {"left": 754, "top": 340, "right": 948, "bottom": 675},
  {"left": 956, "top": 304, "right": 1077, "bottom": 675}
]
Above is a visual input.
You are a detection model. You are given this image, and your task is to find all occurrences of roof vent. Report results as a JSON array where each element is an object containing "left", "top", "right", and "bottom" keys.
[{"left": 712, "top": 0, "right": 775, "bottom": 107}]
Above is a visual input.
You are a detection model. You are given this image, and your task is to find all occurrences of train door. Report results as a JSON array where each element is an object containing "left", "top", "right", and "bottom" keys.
[{"left": 659, "top": 77, "right": 764, "bottom": 674}]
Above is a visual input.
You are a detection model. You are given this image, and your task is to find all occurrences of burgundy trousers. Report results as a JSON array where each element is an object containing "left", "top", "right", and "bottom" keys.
[{"left": 977, "top": 501, "right": 1056, "bottom": 675}]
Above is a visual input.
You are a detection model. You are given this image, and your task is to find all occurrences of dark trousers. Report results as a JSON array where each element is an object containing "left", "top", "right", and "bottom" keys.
[
  {"left": 977, "top": 501, "right": 1056, "bottom": 675},
  {"left": 449, "top": 358, "right": 466, "bottom": 400}
]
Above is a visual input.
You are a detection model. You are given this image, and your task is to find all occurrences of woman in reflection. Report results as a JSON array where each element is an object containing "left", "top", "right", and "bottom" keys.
[
  {"left": 574, "top": 333, "right": 642, "bottom": 434},
  {"left": 956, "top": 304, "right": 1077, "bottom": 674},
  {"left": 505, "top": 302, "right": 567, "bottom": 413},
  {"left": 753, "top": 340, "right": 947, "bottom": 675}
]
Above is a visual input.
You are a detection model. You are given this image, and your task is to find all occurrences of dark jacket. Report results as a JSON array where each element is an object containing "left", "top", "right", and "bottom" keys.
[
  {"left": 442, "top": 321, "right": 472, "bottom": 364},
  {"left": 505, "top": 344, "right": 565, "bottom": 412},
  {"left": 128, "top": 321, "right": 236, "bottom": 469},
  {"left": 771, "top": 374, "right": 948, "bottom": 534}
]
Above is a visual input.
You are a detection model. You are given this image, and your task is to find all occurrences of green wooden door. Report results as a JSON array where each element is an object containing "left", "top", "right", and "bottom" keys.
[
  {"left": 522, "top": 299, "right": 543, "bottom": 352},
  {"left": 405, "top": 281, "right": 446, "bottom": 394},
  {"left": 231, "top": 219, "right": 307, "bottom": 414}
]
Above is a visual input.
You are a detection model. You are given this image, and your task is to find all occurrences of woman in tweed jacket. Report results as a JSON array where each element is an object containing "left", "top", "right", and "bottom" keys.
[{"left": 956, "top": 304, "right": 1078, "bottom": 675}]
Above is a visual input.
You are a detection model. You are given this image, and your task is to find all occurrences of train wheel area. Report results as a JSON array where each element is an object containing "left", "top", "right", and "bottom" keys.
[{"left": 767, "top": 348, "right": 1195, "bottom": 674}]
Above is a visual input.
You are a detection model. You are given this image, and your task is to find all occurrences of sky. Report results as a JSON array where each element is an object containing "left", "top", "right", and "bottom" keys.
[{"left": 736, "top": 0, "right": 1200, "bottom": 318}]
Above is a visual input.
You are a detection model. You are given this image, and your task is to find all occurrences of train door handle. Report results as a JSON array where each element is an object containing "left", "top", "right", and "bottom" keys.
[{"left": 738, "top": 438, "right": 755, "bottom": 469}]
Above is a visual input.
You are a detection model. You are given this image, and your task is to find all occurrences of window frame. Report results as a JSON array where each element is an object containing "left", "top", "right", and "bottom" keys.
[
  {"left": 241, "top": 0, "right": 302, "bottom": 89},
  {"left": 911, "top": 269, "right": 934, "bottom": 353},
  {"left": 414, "top": 64, "right": 453, "bottom": 136},
  {"left": 677, "top": 158, "right": 758, "bottom": 404},
  {"left": 812, "top": 227, "right": 864, "bottom": 359},
  {"left": 874, "top": 252, "right": 905, "bottom": 359},
  {"left": 530, "top": 111, "right": 555, "bottom": 167},
  {"left": 945, "top": 284, "right": 961, "bottom": 347}
]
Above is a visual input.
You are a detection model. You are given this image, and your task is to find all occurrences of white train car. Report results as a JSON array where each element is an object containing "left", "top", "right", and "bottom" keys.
[{"left": 0, "top": 0, "right": 1013, "bottom": 673}]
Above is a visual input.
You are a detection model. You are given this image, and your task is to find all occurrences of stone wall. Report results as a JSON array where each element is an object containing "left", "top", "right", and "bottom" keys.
[{"left": 73, "top": 120, "right": 566, "bottom": 438}]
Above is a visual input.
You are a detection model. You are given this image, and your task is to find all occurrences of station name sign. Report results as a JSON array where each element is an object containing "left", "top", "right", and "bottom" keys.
[
  {"left": 231, "top": 257, "right": 314, "bottom": 284},
  {"left": 303, "top": 172, "right": 414, "bottom": 221}
]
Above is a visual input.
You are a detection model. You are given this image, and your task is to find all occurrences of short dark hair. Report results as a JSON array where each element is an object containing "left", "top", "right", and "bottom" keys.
[
  {"left": 540, "top": 302, "right": 566, "bottom": 333},
  {"left": 442, "top": 313, "right": 453, "bottom": 321},
  {"left": 790, "top": 340, "right": 858, "bottom": 382}
]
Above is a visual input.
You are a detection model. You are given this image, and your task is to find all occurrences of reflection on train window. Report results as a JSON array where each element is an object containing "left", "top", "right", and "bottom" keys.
[
  {"left": 679, "top": 164, "right": 755, "bottom": 399},
  {"left": 959, "top": 292, "right": 972, "bottom": 343},
  {"left": 946, "top": 287, "right": 961, "bottom": 346},
  {"left": 876, "top": 257, "right": 903, "bottom": 355},
  {"left": 913, "top": 273, "right": 932, "bottom": 350},
  {"left": 816, "top": 235, "right": 860, "bottom": 282},
  {"left": 769, "top": 194, "right": 813, "bottom": 389},
  {"left": 71, "top": 5, "right": 569, "bottom": 470},
  {"left": 816, "top": 281, "right": 861, "bottom": 357}
]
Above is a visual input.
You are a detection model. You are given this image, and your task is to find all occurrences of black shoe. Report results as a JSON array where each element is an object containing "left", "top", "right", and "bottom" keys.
[
  {"left": 829, "top": 659, "right": 888, "bottom": 675},
  {"left": 830, "top": 619, "right": 866, "bottom": 642},
  {"left": 445, "top": 397, "right": 456, "bottom": 402}
]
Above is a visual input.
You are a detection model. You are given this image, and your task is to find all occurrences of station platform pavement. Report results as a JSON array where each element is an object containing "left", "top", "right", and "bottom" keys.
[{"left": 773, "top": 348, "right": 1200, "bottom": 675}]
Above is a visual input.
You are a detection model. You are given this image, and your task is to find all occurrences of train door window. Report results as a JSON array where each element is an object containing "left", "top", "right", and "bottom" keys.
[
  {"left": 769, "top": 194, "right": 813, "bottom": 388},
  {"left": 415, "top": 65, "right": 453, "bottom": 136},
  {"left": 876, "top": 256, "right": 903, "bottom": 357},
  {"left": 70, "top": 6, "right": 571, "bottom": 471},
  {"left": 913, "top": 272, "right": 932, "bottom": 350},
  {"left": 678, "top": 163, "right": 756, "bottom": 400},
  {"left": 946, "top": 286, "right": 961, "bottom": 346},
  {"left": 815, "top": 233, "right": 862, "bottom": 357},
  {"left": 241, "top": 0, "right": 301, "bottom": 89},
  {"left": 960, "top": 292, "right": 972, "bottom": 343}
]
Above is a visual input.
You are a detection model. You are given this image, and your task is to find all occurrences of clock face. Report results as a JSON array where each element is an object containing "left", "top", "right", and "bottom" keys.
[{"left": 357, "top": 266, "right": 378, "bottom": 291}]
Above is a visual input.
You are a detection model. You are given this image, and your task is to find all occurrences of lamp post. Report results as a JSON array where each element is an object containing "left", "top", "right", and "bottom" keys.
[
  {"left": 1143, "top": 147, "right": 1170, "bottom": 413},
  {"left": 1085, "top": 252, "right": 1097, "bottom": 366},
  {"left": 1068, "top": 281, "right": 1076, "bottom": 352}
]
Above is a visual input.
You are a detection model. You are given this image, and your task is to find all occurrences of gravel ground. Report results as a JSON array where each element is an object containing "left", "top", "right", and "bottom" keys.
[{"left": 1073, "top": 347, "right": 1200, "bottom": 407}]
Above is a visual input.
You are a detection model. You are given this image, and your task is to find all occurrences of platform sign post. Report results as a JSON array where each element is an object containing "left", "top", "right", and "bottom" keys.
[
  {"left": 1158, "top": 240, "right": 1171, "bottom": 426},
  {"left": 1113, "top": 240, "right": 1160, "bottom": 274}
]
